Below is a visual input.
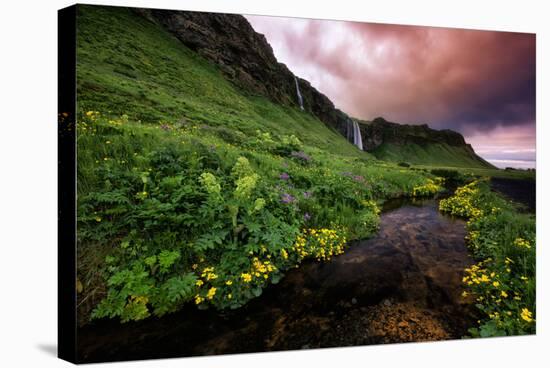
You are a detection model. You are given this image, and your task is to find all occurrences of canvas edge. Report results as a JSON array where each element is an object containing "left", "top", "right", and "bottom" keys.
[{"left": 58, "top": 3, "right": 77, "bottom": 364}]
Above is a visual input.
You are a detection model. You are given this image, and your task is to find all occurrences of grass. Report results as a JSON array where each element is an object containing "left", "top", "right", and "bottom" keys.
[
  {"left": 75, "top": 6, "right": 446, "bottom": 323},
  {"left": 440, "top": 181, "right": 535, "bottom": 336},
  {"left": 76, "top": 5, "right": 366, "bottom": 159},
  {"left": 76, "top": 111, "right": 441, "bottom": 323},
  {"left": 371, "top": 141, "right": 494, "bottom": 169},
  {"left": 413, "top": 164, "right": 535, "bottom": 180}
]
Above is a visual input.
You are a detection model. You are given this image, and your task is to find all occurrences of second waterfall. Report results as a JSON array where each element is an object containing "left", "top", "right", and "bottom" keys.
[{"left": 346, "top": 118, "right": 363, "bottom": 150}]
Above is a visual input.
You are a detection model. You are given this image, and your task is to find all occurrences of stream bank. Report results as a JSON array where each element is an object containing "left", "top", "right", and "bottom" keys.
[{"left": 77, "top": 197, "right": 476, "bottom": 363}]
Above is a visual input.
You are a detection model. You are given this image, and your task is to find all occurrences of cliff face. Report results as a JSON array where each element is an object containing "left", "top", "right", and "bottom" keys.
[
  {"left": 357, "top": 117, "right": 495, "bottom": 168},
  {"left": 135, "top": 8, "right": 351, "bottom": 135},
  {"left": 359, "top": 117, "right": 469, "bottom": 150}
]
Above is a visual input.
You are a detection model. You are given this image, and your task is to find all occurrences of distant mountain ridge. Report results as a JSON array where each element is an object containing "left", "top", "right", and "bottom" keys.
[{"left": 356, "top": 117, "right": 495, "bottom": 168}]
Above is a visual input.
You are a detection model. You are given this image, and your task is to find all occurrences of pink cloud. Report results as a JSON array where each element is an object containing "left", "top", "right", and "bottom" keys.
[{"left": 245, "top": 15, "right": 535, "bottom": 166}]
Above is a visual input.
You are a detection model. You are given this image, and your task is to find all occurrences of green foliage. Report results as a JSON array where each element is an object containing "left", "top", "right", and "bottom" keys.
[
  {"left": 412, "top": 178, "right": 444, "bottom": 197},
  {"left": 78, "top": 112, "right": 443, "bottom": 322},
  {"left": 440, "top": 180, "right": 536, "bottom": 336},
  {"left": 76, "top": 5, "right": 367, "bottom": 159},
  {"left": 372, "top": 141, "right": 494, "bottom": 169},
  {"left": 75, "top": 6, "right": 477, "bottom": 324}
]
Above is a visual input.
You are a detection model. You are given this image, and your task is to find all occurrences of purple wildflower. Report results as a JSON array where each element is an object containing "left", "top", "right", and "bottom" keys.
[
  {"left": 353, "top": 175, "right": 365, "bottom": 183},
  {"left": 303, "top": 191, "right": 312, "bottom": 199},
  {"left": 291, "top": 151, "right": 312, "bottom": 162},
  {"left": 280, "top": 193, "right": 296, "bottom": 204},
  {"left": 303, "top": 212, "right": 311, "bottom": 221},
  {"left": 279, "top": 172, "right": 290, "bottom": 181}
]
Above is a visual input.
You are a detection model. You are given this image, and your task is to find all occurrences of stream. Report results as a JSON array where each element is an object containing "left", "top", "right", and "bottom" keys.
[{"left": 77, "top": 197, "right": 476, "bottom": 363}]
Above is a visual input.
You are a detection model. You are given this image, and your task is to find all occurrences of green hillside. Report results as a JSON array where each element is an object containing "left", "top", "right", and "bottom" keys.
[
  {"left": 357, "top": 118, "right": 496, "bottom": 169},
  {"left": 371, "top": 141, "right": 494, "bottom": 168},
  {"left": 73, "top": 6, "right": 475, "bottom": 324},
  {"left": 76, "top": 5, "right": 364, "bottom": 158}
]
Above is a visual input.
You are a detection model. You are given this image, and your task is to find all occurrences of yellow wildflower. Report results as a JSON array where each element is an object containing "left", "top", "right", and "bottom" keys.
[
  {"left": 520, "top": 308, "right": 534, "bottom": 323},
  {"left": 206, "top": 287, "right": 217, "bottom": 300},
  {"left": 514, "top": 238, "right": 531, "bottom": 249},
  {"left": 281, "top": 249, "right": 288, "bottom": 260},
  {"left": 206, "top": 273, "right": 218, "bottom": 281}
]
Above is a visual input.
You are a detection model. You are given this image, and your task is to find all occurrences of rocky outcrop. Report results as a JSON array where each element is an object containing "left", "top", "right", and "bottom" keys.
[
  {"left": 359, "top": 117, "right": 469, "bottom": 150},
  {"left": 355, "top": 117, "right": 495, "bottom": 168},
  {"left": 134, "top": 8, "right": 351, "bottom": 134}
]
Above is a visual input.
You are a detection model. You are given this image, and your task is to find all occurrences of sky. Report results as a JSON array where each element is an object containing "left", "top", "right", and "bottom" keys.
[{"left": 245, "top": 15, "right": 536, "bottom": 169}]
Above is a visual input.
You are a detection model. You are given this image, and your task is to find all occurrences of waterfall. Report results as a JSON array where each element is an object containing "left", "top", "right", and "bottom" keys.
[
  {"left": 346, "top": 118, "right": 363, "bottom": 150},
  {"left": 353, "top": 119, "right": 363, "bottom": 150},
  {"left": 294, "top": 76, "right": 304, "bottom": 110}
]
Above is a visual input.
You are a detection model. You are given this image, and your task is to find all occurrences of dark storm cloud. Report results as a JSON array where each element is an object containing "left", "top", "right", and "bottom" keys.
[{"left": 245, "top": 15, "right": 535, "bottom": 167}]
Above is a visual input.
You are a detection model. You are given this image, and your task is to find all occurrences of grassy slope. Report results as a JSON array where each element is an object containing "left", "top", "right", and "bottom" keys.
[
  {"left": 371, "top": 141, "right": 494, "bottom": 169},
  {"left": 76, "top": 5, "right": 366, "bottom": 159},
  {"left": 76, "top": 5, "right": 447, "bottom": 324},
  {"left": 413, "top": 164, "right": 535, "bottom": 180}
]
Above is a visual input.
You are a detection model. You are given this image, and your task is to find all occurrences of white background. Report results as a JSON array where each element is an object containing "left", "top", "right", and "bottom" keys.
[{"left": 0, "top": 0, "right": 547, "bottom": 366}]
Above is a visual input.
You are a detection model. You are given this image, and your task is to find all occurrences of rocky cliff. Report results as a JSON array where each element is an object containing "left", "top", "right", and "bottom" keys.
[
  {"left": 359, "top": 117, "right": 469, "bottom": 150},
  {"left": 357, "top": 117, "right": 495, "bottom": 168},
  {"left": 134, "top": 8, "right": 351, "bottom": 135}
]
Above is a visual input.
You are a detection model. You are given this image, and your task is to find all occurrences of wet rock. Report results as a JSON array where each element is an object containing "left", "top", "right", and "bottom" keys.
[{"left": 397, "top": 321, "right": 409, "bottom": 328}]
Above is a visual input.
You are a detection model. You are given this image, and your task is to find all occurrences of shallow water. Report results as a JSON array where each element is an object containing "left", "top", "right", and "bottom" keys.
[
  {"left": 77, "top": 198, "right": 475, "bottom": 363},
  {"left": 490, "top": 177, "right": 536, "bottom": 213}
]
